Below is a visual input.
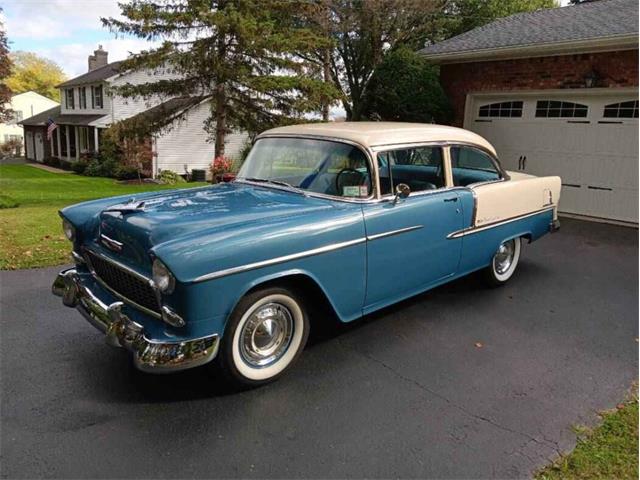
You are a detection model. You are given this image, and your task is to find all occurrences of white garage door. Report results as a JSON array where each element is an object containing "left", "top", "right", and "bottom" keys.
[{"left": 466, "top": 90, "right": 638, "bottom": 223}]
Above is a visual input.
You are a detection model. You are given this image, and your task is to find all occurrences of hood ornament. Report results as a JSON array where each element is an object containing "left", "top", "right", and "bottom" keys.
[{"left": 104, "top": 198, "right": 146, "bottom": 214}]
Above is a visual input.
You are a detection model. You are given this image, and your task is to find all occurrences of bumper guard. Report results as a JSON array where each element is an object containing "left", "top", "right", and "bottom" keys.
[{"left": 52, "top": 268, "right": 219, "bottom": 373}]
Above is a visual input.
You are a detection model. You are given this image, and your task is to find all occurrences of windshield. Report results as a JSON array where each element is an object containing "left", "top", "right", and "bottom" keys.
[{"left": 237, "top": 137, "right": 372, "bottom": 199}]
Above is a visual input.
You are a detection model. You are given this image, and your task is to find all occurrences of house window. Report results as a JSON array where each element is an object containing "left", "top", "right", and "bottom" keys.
[
  {"left": 478, "top": 101, "right": 523, "bottom": 118},
  {"left": 79, "top": 87, "right": 87, "bottom": 109},
  {"left": 535, "top": 100, "right": 588, "bottom": 118},
  {"left": 92, "top": 85, "right": 103, "bottom": 109},
  {"left": 65, "top": 89, "right": 75, "bottom": 110},
  {"left": 603, "top": 100, "right": 638, "bottom": 118}
]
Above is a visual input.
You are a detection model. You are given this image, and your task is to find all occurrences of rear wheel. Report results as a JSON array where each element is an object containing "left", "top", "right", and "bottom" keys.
[
  {"left": 484, "top": 237, "right": 522, "bottom": 287},
  {"left": 214, "top": 286, "right": 309, "bottom": 388}
]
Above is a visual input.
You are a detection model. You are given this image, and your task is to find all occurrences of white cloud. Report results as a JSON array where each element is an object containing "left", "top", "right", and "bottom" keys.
[
  {"left": 5, "top": 0, "right": 121, "bottom": 39},
  {"left": 34, "top": 38, "right": 159, "bottom": 77}
]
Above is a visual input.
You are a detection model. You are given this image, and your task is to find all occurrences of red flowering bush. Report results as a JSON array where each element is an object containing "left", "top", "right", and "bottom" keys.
[{"left": 211, "top": 155, "right": 233, "bottom": 178}]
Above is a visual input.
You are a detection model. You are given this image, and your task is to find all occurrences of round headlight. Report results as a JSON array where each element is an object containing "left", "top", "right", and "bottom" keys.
[
  {"left": 152, "top": 259, "right": 175, "bottom": 294},
  {"left": 62, "top": 219, "right": 75, "bottom": 242}
]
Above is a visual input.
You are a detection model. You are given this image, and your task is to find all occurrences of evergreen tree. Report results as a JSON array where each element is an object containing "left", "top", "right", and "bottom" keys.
[{"left": 103, "top": 0, "right": 339, "bottom": 157}]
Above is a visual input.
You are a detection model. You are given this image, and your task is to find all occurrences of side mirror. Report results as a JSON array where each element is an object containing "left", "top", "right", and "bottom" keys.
[{"left": 393, "top": 183, "right": 410, "bottom": 204}]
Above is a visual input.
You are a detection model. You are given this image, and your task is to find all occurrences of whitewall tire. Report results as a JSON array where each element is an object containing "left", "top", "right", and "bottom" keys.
[
  {"left": 484, "top": 237, "right": 522, "bottom": 286},
  {"left": 215, "top": 287, "right": 309, "bottom": 387}
]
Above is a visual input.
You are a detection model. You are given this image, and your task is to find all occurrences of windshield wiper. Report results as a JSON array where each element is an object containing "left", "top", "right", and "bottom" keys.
[{"left": 239, "top": 177, "right": 307, "bottom": 196}]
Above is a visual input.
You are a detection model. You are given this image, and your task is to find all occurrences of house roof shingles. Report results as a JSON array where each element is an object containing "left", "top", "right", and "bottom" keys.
[
  {"left": 420, "top": 0, "right": 639, "bottom": 59},
  {"left": 19, "top": 106, "right": 106, "bottom": 126},
  {"left": 57, "top": 60, "right": 124, "bottom": 88}
]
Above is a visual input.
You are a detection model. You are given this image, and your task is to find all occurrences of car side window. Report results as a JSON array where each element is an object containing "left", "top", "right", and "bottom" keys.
[
  {"left": 378, "top": 146, "right": 445, "bottom": 195},
  {"left": 450, "top": 146, "right": 501, "bottom": 187}
]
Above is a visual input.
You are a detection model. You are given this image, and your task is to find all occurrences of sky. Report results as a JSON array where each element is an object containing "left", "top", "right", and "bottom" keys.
[
  {"left": 3, "top": 0, "right": 572, "bottom": 80},
  {"left": 2, "top": 0, "right": 155, "bottom": 78}
]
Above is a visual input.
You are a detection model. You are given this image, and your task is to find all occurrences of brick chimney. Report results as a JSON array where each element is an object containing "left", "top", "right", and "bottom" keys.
[{"left": 88, "top": 45, "right": 108, "bottom": 71}]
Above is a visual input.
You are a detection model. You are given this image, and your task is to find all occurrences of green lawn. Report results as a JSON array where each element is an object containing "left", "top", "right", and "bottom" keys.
[
  {"left": 537, "top": 391, "right": 638, "bottom": 480},
  {"left": 0, "top": 164, "right": 206, "bottom": 269}
]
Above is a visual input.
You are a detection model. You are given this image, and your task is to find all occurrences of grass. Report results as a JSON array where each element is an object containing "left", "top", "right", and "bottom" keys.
[
  {"left": 537, "top": 391, "right": 638, "bottom": 480},
  {"left": 0, "top": 164, "right": 207, "bottom": 269}
]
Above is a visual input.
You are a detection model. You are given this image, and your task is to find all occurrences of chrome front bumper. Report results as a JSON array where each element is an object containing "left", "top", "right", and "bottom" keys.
[{"left": 52, "top": 268, "right": 219, "bottom": 373}]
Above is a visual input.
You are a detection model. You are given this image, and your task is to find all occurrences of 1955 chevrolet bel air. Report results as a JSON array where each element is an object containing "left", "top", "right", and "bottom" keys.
[{"left": 53, "top": 122, "right": 561, "bottom": 386}]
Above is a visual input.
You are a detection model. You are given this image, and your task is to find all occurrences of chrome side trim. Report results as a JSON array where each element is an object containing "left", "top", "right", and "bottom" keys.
[
  {"left": 193, "top": 237, "right": 367, "bottom": 283},
  {"left": 367, "top": 225, "right": 423, "bottom": 241},
  {"left": 100, "top": 233, "right": 123, "bottom": 252},
  {"left": 447, "top": 206, "right": 555, "bottom": 239}
]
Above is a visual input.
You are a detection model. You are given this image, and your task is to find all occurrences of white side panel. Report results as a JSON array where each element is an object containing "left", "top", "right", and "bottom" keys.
[
  {"left": 154, "top": 101, "right": 249, "bottom": 175},
  {"left": 473, "top": 176, "right": 561, "bottom": 227},
  {"left": 108, "top": 68, "right": 182, "bottom": 124}
]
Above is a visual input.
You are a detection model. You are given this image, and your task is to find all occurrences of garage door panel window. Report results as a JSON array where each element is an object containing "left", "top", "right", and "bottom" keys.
[
  {"left": 450, "top": 146, "right": 501, "bottom": 186},
  {"left": 603, "top": 100, "right": 638, "bottom": 119},
  {"left": 536, "top": 100, "right": 588, "bottom": 118},
  {"left": 478, "top": 101, "right": 523, "bottom": 118}
]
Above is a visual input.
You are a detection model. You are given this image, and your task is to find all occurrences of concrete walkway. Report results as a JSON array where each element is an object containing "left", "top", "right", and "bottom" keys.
[{"left": 26, "top": 162, "right": 72, "bottom": 173}]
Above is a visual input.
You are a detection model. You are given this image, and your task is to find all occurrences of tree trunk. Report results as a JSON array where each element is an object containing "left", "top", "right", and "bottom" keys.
[
  {"left": 214, "top": 82, "right": 226, "bottom": 159},
  {"left": 321, "top": 48, "right": 331, "bottom": 121}
]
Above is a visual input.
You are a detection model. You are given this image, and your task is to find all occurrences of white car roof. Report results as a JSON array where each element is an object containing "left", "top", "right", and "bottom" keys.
[{"left": 259, "top": 122, "right": 497, "bottom": 156}]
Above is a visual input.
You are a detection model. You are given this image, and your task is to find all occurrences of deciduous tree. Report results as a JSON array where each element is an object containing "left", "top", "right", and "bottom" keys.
[
  {"left": 6, "top": 52, "right": 66, "bottom": 101},
  {"left": 362, "top": 47, "right": 451, "bottom": 123},
  {"left": 0, "top": 10, "right": 13, "bottom": 122}
]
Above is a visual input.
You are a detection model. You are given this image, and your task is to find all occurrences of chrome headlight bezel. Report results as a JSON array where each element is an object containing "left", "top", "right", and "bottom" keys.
[
  {"left": 152, "top": 258, "right": 175, "bottom": 295},
  {"left": 62, "top": 219, "right": 76, "bottom": 242}
]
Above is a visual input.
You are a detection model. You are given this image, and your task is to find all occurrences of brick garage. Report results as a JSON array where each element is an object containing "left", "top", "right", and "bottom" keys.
[
  {"left": 441, "top": 50, "right": 639, "bottom": 126},
  {"left": 421, "top": 0, "right": 638, "bottom": 223}
]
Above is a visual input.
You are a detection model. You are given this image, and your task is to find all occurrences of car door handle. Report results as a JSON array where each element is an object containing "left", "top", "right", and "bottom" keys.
[{"left": 444, "top": 197, "right": 458, "bottom": 202}]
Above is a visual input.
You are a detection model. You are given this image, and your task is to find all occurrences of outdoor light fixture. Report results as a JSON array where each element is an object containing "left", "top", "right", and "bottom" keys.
[{"left": 584, "top": 70, "right": 598, "bottom": 88}]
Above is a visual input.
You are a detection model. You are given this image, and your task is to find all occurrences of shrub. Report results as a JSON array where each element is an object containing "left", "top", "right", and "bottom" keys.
[
  {"left": 44, "top": 156, "right": 60, "bottom": 168},
  {"left": 114, "top": 164, "right": 140, "bottom": 180},
  {"left": 157, "top": 169, "right": 186, "bottom": 185},
  {"left": 84, "top": 158, "right": 116, "bottom": 177},
  {"left": 71, "top": 160, "right": 88, "bottom": 175},
  {"left": 59, "top": 159, "right": 73, "bottom": 171},
  {"left": 0, "top": 195, "right": 19, "bottom": 209}
]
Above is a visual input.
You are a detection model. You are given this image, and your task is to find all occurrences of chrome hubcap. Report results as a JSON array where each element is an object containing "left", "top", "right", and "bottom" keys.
[
  {"left": 239, "top": 302, "right": 294, "bottom": 368},
  {"left": 494, "top": 239, "right": 515, "bottom": 274}
]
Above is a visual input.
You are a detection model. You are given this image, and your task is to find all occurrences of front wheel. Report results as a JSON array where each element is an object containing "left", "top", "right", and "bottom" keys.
[
  {"left": 484, "top": 237, "right": 522, "bottom": 287},
  {"left": 214, "top": 286, "right": 310, "bottom": 388}
]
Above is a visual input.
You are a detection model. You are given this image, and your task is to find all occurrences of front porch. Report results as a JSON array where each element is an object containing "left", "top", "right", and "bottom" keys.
[{"left": 50, "top": 125, "right": 102, "bottom": 161}]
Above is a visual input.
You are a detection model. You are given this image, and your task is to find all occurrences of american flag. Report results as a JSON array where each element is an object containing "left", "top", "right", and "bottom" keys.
[{"left": 46, "top": 118, "right": 57, "bottom": 140}]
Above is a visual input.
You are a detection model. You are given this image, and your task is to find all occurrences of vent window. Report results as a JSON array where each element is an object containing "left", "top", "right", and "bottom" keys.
[
  {"left": 535, "top": 100, "right": 588, "bottom": 118},
  {"left": 478, "top": 101, "right": 523, "bottom": 118},
  {"left": 603, "top": 100, "right": 638, "bottom": 119}
]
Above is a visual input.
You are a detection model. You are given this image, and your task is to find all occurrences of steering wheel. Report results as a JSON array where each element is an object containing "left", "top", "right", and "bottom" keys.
[{"left": 335, "top": 167, "right": 365, "bottom": 195}]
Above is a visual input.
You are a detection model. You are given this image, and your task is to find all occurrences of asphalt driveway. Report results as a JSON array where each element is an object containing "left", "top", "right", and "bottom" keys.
[{"left": 1, "top": 218, "right": 637, "bottom": 479}]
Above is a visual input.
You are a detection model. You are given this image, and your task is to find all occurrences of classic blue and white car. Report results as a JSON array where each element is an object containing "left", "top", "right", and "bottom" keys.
[{"left": 53, "top": 122, "right": 561, "bottom": 386}]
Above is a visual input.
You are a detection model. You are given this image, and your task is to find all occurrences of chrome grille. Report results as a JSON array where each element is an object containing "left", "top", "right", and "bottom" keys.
[{"left": 85, "top": 250, "right": 160, "bottom": 314}]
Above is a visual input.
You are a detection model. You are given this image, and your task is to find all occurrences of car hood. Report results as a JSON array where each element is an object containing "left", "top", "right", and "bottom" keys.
[{"left": 94, "top": 182, "right": 335, "bottom": 267}]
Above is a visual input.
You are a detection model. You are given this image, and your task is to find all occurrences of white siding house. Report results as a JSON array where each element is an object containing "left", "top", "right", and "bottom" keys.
[
  {"left": 1, "top": 91, "right": 58, "bottom": 156},
  {"left": 153, "top": 100, "right": 248, "bottom": 174},
  {"left": 20, "top": 46, "right": 249, "bottom": 177}
]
